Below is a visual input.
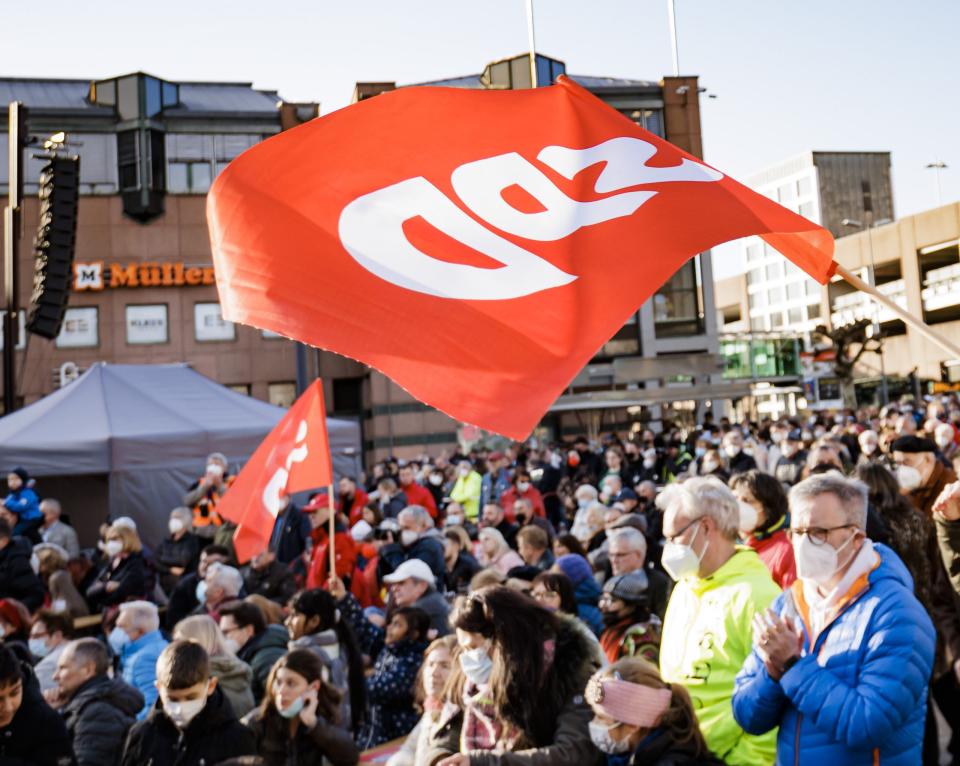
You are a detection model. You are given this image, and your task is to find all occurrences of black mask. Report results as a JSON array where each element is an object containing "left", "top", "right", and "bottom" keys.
[{"left": 601, "top": 609, "right": 629, "bottom": 628}]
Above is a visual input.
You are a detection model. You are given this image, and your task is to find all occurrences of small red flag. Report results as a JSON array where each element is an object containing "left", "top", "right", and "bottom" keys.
[
  {"left": 208, "top": 76, "right": 834, "bottom": 440},
  {"left": 217, "top": 380, "right": 332, "bottom": 563}
]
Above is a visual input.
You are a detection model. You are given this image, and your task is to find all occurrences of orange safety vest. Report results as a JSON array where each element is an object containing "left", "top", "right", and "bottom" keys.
[{"left": 191, "top": 475, "right": 235, "bottom": 528}]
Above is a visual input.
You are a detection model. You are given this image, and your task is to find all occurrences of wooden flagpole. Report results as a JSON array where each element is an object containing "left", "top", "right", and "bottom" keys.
[
  {"left": 835, "top": 264, "right": 960, "bottom": 360},
  {"left": 327, "top": 484, "right": 337, "bottom": 582}
]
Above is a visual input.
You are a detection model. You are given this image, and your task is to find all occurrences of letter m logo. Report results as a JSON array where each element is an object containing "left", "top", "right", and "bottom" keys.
[{"left": 73, "top": 262, "right": 104, "bottom": 291}]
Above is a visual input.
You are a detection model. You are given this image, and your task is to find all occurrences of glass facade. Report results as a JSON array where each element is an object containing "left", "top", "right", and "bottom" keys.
[{"left": 720, "top": 336, "right": 802, "bottom": 379}]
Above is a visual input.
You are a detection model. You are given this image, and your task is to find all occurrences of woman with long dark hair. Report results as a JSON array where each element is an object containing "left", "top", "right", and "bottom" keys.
[
  {"left": 854, "top": 461, "right": 935, "bottom": 611},
  {"left": 585, "top": 657, "right": 723, "bottom": 764},
  {"left": 285, "top": 589, "right": 367, "bottom": 733},
  {"left": 729, "top": 470, "right": 796, "bottom": 588},
  {"left": 243, "top": 649, "right": 359, "bottom": 766},
  {"left": 425, "top": 586, "right": 600, "bottom": 766}
]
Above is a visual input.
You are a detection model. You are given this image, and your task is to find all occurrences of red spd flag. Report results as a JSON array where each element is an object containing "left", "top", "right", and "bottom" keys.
[
  {"left": 217, "top": 380, "right": 332, "bottom": 563},
  {"left": 208, "top": 76, "right": 834, "bottom": 440}
]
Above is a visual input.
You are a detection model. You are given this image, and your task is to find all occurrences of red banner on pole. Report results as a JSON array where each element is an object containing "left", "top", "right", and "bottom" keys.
[
  {"left": 209, "top": 76, "right": 834, "bottom": 440},
  {"left": 217, "top": 380, "right": 333, "bottom": 563}
]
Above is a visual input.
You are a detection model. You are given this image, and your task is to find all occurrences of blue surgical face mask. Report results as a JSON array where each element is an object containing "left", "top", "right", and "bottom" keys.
[
  {"left": 195, "top": 580, "right": 208, "bottom": 605},
  {"left": 29, "top": 638, "right": 50, "bottom": 658},
  {"left": 459, "top": 645, "right": 493, "bottom": 686},
  {"left": 278, "top": 695, "right": 305, "bottom": 719},
  {"left": 108, "top": 626, "right": 131, "bottom": 655}
]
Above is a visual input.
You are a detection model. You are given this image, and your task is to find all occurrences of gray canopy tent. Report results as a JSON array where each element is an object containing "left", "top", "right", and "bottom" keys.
[{"left": 0, "top": 363, "right": 362, "bottom": 547}]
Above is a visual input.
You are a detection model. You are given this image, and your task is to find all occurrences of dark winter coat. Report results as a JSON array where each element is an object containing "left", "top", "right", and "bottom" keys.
[
  {"left": 620, "top": 728, "right": 725, "bottom": 766},
  {"left": 153, "top": 533, "right": 202, "bottom": 594},
  {"left": 120, "top": 687, "right": 256, "bottom": 766},
  {"left": 0, "top": 538, "right": 46, "bottom": 611},
  {"left": 358, "top": 638, "right": 429, "bottom": 749},
  {"left": 243, "top": 708, "right": 359, "bottom": 766},
  {"left": 0, "top": 664, "right": 73, "bottom": 766},
  {"left": 445, "top": 550, "right": 481, "bottom": 593},
  {"left": 242, "top": 559, "right": 297, "bottom": 605},
  {"left": 378, "top": 537, "right": 447, "bottom": 587},
  {"left": 270, "top": 504, "right": 311, "bottom": 565},
  {"left": 237, "top": 624, "right": 289, "bottom": 700},
  {"left": 62, "top": 674, "right": 144, "bottom": 766},
  {"left": 164, "top": 571, "right": 201, "bottom": 630},
  {"left": 86, "top": 552, "right": 148, "bottom": 609},
  {"left": 424, "top": 613, "right": 602, "bottom": 766}
]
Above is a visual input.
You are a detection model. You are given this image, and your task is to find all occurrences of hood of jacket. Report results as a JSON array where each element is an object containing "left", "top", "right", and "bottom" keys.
[
  {"left": 209, "top": 655, "right": 253, "bottom": 691},
  {"left": 67, "top": 674, "right": 144, "bottom": 718},
  {"left": 573, "top": 573, "right": 602, "bottom": 604}
]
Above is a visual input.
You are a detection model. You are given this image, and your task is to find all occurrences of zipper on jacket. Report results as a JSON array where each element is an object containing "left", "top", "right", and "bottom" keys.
[{"left": 794, "top": 712, "right": 802, "bottom": 766}]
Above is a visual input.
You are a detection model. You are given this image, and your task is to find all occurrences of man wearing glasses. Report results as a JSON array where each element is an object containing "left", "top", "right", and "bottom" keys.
[
  {"left": 733, "top": 473, "right": 935, "bottom": 765},
  {"left": 657, "top": 477, "right": 780, "bottom": 766}
]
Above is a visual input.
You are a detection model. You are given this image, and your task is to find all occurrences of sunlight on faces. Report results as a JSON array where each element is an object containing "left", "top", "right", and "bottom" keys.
[
  {"left": 272, "top": 667, "right": 318, "bottom": 712},
  {"left": 158, "top": 677, "right": 216, "bottom": 710},
  {"left": 731, "top": 486, "right": 765, "bottom": 527},
  {"left": 219, "top": 615, "right": 253, "bottom": 649},
  {"left": 530, "top": 583, "right": 561, "bottom": 611},
  {"left": 284, "top": 609, "right": 319, "bottom": 641},
  {"left": 423, "top": 646, "right": 453, "bottom": 699},
  {"left": 53, "top": 645, "right": 94, "bottom": 699},
  {"left": 385, "top": 613, "right": 410, "bottom": 645},
  {"left": 391, "top": 577, "right": 427, "bottom": 608},
  {"left": 607, "top": 541, "right": 644, "bottom": 577}
]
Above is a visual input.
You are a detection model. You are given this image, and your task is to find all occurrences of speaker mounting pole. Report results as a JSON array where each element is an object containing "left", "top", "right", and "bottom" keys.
[{"left": 3, "top": 102, "right": 26, "bottom": 415}]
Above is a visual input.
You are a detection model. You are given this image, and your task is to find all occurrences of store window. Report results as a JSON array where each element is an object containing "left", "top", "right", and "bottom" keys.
[
  {"left": 126, "top": 304, "right": 168, "bottom": 345},
  {"left": 194, "top": 302, "right": 236, "bottom": 342},
  {"left": 268, "top": 382, "right": 297, "bottom": 408},
  {"left": 56, "top": 308, "right": 98, "bottom": 348},
  {"left": 228, "top": 384, "right": 251, "bottom": 396},
  {"left": 654, "top": 260, "right": 703, "bottom": 338},
  {"left": 786, "top": 281, "right": 803, "bottom": 300}
]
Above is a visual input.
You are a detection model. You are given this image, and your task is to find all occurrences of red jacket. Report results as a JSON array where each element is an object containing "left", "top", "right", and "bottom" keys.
[
  {"left": 500, "top": 486, "right": 546, "bottom": 521},
  {"left": 350, "top": 544, "right": 384, "bottom": 609},
  {"left": 306, "top": 524, "right": 357, "bottom": 589},
  {"left": 339, "top": 489, "right": 370, "bottom": 526},
  {"left": 399, "top": 481, "right": 438, "bottom": 518},
  {"left": 748, "top": 528, "right": 796, "bottom": 589}
]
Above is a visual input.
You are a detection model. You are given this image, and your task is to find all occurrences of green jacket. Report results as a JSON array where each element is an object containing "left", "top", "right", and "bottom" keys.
[
  {"left": 936, "top": 516, "right": 960, "bottom": 596},
  {"left": 659, "top": 546, "right": 780, "bottom": 766},
  {"left": 450, "top": 471, "right": 483, "bottom": 520}
]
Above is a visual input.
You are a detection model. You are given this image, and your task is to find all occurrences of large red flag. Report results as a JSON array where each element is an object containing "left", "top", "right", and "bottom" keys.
[
  {"left": 217, "top": 380, "right": 332, "bottom": 563},
  {"left": 208, "top": 76, "right": 834, "bottom": 440}
]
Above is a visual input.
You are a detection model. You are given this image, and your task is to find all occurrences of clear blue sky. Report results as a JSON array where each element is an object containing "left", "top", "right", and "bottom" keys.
[{"left": 3, "top": 1, "right": 957, "bottom": 277}]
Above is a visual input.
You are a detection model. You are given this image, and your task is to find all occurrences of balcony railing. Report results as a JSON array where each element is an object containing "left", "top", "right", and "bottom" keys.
[
  {"left": 922, "top": 263, "right": 960, "bottom": 313},
  {"left": 831, "top": 278, "right": 906, "bottom": 327}
]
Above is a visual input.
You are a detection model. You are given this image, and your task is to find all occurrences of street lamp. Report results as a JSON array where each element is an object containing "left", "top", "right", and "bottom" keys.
[
  {"left": 925, "top": 160, "right": 948, "bottom": 206},
  {"left": 841, "top": 218, "right": 889, "bottom": 405}
]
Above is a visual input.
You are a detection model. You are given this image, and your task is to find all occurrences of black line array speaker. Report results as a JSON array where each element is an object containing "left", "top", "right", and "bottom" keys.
[{"left": 26, "top": 155, "right": 81, "bottom": 340}]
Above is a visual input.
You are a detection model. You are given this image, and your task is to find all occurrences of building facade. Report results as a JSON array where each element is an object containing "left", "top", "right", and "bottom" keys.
[
  {"left": 739, "top": 151, "right": 893, "bottom": 336},
  {"left": 0, "top": 73, "right": 319, "bottom": 409}
]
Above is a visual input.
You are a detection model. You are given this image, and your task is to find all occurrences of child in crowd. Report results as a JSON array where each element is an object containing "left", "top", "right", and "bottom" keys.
[
  {"left": 358, "top": 606, "right": 431, "bottom": 749},
  {"left": 120, "top": 640, "right": 256, "bottom": 766},
  {"left": 243, "top": 648, "right": 359, "bottom": 766}
]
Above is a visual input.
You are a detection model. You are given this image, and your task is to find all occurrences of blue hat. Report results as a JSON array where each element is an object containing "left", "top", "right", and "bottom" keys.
[{"left": 555, "top": 554, "right": 592, "bottom": 587}]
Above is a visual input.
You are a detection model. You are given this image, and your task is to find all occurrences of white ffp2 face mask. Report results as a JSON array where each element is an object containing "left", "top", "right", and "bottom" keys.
[
  {"left": 794, "top": 530, "right": 856, "bottom": 587},
  {"left": 661, "top": 520, "right": 708, "bottom": 581},
  {"left": 896, "top": 465, "right": 922, "bottom": 492},
  {"left": 737, "top": 501, "right": 760, "bottom": 534},
  {"left": 164, "top": 695, "right": 207, "bottom": 729}
]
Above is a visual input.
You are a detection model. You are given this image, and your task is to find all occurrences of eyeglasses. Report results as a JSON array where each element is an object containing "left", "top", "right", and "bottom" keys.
[
  {"left": 664, "top": 516, "right": 703, "bottom": 544},
  {"left": 530, "top": 589, "right": 556, "bottom": 602},
  {"left": 787, "top": 524, "right": 855, "bottom": 546}
]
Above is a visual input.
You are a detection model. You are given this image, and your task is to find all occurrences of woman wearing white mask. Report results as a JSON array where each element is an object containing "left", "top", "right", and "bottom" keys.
[
  {"left": 243, "top": 649, "right": 359, "bottom": 766},
  {"left": 86, "top": 523, "right": 148, "bottom": 611},
  {"left": 892, "top": 435, "right": 956, "bottom": 516},
  {"left": 425, "top": 586, "right": 600, "bottom": 766},
  {"left": 584, "top": 658, "right": 723, "bottom": 765},
  {"left": 153, "top": 507, "right": 202, "bottom": 595},
  {"left": 730, "top": 470, "right": 797, "bottom": 588}
]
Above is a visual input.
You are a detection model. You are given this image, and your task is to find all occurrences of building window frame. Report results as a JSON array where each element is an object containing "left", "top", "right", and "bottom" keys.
[{"left": 125, "top": 303, "right": 169, "bottom": 345}]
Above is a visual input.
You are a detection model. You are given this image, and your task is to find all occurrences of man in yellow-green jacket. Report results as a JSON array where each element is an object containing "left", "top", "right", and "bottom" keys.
[
  {"left": 658, "top": 476, "right": 780, "bottom": 765},
  {"left": 450, "top": 459, "right": 483, "bottom": 521}
]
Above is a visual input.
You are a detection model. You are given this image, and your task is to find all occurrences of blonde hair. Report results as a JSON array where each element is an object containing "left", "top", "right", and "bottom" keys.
[
  {"left": 107, "top": 523, "right": 142, "bottom": 554},
  {"left": 173, "top": 614, "right": 232, "bottom": 657},
  {"left": 246, "top": 594, "right": 285, "bottom": 625}
]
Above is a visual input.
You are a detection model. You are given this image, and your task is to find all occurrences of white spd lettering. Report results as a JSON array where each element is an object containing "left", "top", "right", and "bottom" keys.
[
  {"left": 261, "top": 420, "right": 309, "bottom": 518},
  {"left": 338, "top": 137, "right": 723, "bottom": 300}
]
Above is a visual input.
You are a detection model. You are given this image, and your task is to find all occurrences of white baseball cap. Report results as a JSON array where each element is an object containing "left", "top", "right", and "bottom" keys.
[{"left": 382, "top": 558, "right": 435, "bottom": 587}]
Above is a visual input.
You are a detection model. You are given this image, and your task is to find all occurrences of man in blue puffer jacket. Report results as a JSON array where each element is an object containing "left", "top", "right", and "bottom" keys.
[{"left": 732, "top": 473, "right": 935, "bottom": 765}]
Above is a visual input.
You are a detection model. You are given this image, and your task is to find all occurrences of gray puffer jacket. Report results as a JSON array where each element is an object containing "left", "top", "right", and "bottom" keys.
[
  {"left": 62, "top": 674, "right": 144, "bottom": 766},
  {"left": 210, "top": 653, "right": 256, "bottom": 718}
]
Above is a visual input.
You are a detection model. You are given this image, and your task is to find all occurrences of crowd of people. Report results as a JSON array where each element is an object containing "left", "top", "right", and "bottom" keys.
[{"left": 1, "top": 394, "right": 960, "bottom": 765}]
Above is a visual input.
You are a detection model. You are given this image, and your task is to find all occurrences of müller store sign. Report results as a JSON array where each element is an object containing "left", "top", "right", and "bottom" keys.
[{"left": 73, "top": 261, "right": 216, "bottom": 291}]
